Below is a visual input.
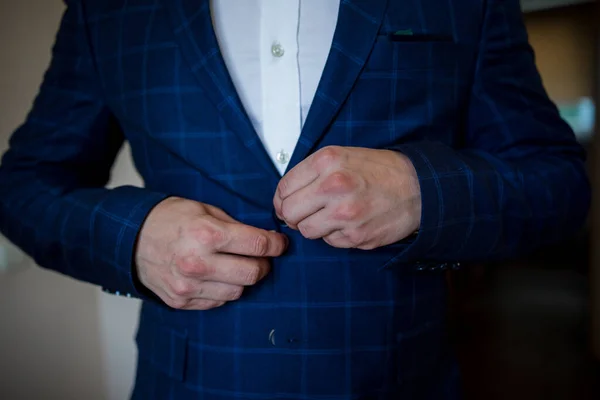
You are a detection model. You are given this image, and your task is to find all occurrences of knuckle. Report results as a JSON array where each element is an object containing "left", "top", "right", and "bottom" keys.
[
  {"left": 251, "top": 234, "right": 270, "bottom": 257},
  {"left": 191, "top": 259, "right": 213, "bottom": 278},
  {"left": 176, "top": 258, "right": 195, "bottom": 276},
  {"left": 171, "top": 280, "right": 193, "bottom": 297},
  {"left": 176, "top": 255, "right": 214, "bottom": 278},
  {"left": 177, "top": 262, "right": 198, "bottom": 276},
  {"left": 314, "top": 146, "right": 342, "bottom": 169},
  {"left": 322, "top": 171, "right": 355, "bottom": 194},
  {"left": 195, "top": 224, "right": 226, "bottom": 249},
  {"left": 333, "top": 202, "right": 363, "bottom": 221},
  {"left": 177, "top": 256, "right": 198, "bottom": 275}
]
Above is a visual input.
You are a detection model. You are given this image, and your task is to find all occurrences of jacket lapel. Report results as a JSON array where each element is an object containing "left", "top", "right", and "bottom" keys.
[
  {"left": 286, "top": 0, "right": 389, "bottom": 172},
  {"left": 161, "top": 0, "right": 280, "bottom": 181},
  {"left": 161, "top": 0, "right": 389, "bottom": 178}
]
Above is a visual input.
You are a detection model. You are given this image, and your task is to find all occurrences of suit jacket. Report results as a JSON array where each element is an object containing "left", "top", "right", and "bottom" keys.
[{"left": 0, "top": 0, "right": 590, "bottom": 398}]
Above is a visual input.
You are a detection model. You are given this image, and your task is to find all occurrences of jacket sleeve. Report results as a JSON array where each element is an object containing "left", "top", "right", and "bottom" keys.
[
  {"left": 0, "top": 0, "right": 168, "bottom": 297},
  {"left": 387, "top": 0, "right": 590, "bottom": 264}
]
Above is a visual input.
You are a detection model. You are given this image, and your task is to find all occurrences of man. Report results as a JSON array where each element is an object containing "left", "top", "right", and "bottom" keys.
[{"left": 0, "top": 0, "right": 590, "bottom": 398}]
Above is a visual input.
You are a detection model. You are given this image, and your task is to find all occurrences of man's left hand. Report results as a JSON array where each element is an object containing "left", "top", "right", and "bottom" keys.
[{"left": 273, "top": 146, "right": 422, "bottom": 250}]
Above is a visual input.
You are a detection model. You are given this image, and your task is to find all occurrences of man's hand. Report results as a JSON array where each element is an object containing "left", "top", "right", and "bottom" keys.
[
  {"left": 273, "top": 146, "right": 421, "bottom": 250},
  {"left": 135, "top": 197, "right": 288, "bottom": 310}
]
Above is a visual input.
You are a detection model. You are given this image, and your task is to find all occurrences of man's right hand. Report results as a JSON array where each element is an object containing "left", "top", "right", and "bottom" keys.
[{"left": 135, "top": 197, "right": 288, "bottom": 310}]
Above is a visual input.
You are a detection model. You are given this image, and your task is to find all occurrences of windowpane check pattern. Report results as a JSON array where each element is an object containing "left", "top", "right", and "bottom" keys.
[{"left": 0, "top": 0, "right": 588, "bottom": 398}]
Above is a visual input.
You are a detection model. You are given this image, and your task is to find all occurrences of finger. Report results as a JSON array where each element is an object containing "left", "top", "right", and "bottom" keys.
[
  {"left": 179, "top": 253, "right": 271, "bottom": 286},
  {"left": 323, "top": 230, "right": 355, "bottom": 249},
  {"left": 181, "top": 299, "right": 226, "bottom": 311},
  {"left": 169, "top": 272, "right": 247, "bottom": 301},
  {"left": 275, "top": 156, "right": 322, "bottom": 216},
  {"left": 210, "top": 254, "right": 272, "bottom": 285},
  {"left": 296, "top": 208, "right": 341, "bottom": 240},
  {"left": 191, "top": 281, "right": 245, "bottom": 302},
  {"left": 279, "top": 179, "right": 327, "bottom": 228},
  {"left": 276, "top": 146, "right": 345, "bottom": 202},
  {"left": 153, "top": 286, "right": 225, "bottom": 311},
  {"left": 219, "top": 223, "right": 288, "bottom": 257}
]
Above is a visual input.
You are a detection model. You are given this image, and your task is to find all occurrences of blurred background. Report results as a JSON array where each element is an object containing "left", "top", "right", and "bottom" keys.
[{"left": 0, "top": 0, "right": 598, "bottom": 399}]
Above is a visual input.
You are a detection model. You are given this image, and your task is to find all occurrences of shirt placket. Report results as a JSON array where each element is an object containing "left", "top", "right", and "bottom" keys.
[{"left": 260, "top": 1, "right": 302, "bottom": 175}]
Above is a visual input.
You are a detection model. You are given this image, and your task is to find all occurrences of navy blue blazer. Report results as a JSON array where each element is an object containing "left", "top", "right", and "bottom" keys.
[{"left": 0, "top": 0, "right": 590, "bottom": 398}]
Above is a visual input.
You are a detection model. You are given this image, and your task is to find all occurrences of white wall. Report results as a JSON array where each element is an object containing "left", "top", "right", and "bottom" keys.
[{"left": 0, "top": 1, "right": 140, "bottom": 399}]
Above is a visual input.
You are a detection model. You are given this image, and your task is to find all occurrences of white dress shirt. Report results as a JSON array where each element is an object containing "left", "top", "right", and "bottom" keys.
[{"left": 211, "top": 0, "right": 340, "bottom": 175}]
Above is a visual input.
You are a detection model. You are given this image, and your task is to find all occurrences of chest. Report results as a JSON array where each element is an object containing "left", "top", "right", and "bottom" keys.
[{"left": 86, "top": 0, "right": 481, "bottom": 139}]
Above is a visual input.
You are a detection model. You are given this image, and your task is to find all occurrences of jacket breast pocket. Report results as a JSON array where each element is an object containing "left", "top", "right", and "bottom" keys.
[{"left": 365, "top": 35, "right": 458, "bottom": 72}]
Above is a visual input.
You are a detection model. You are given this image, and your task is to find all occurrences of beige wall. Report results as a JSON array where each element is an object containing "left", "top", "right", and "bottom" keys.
[
  {"left": 0, "top": 1, "right": 142, "bottom": 399},
  {"left": 524, "top": 3, "right": 597, "bottom": 103}
]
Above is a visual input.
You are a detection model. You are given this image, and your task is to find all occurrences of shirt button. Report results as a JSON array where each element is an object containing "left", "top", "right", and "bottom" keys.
[
  {"left": 271, "top": 42, "right": 285, "bottom": 58},
  {"left": 276, "top": 149, "right": 290, "bottom": 164}
]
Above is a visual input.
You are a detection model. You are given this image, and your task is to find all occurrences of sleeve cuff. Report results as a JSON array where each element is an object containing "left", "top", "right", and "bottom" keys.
[
  {"left": 92, "top": 186, "right": 169, "bottom": 301},
  {"left": 383, "top": 141, "right": 493, "bottom": 267}
]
